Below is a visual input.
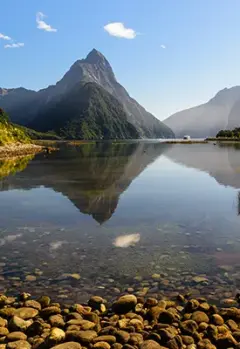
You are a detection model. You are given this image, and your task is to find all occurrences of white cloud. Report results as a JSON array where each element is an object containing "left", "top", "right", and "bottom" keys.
[
  {"left": 0, "top": 33, "right": 11, "bottom": 41},
  {"left": 4, "top": 42, "right": 24, "bottom": 49},
  {"left": 36, "top": 12, "right": 57, "bottom": 32},
  {"left": 104, "top": 22, "right": 137, "bottom": 39},
  {"left": 161, "top": 44, "right": 166, "bottom": 49}
]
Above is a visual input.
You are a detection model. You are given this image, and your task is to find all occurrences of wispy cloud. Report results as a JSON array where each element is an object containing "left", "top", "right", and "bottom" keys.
[
  {"left": 36, "top": 12, "right": 57, "bottom": 32},
  {"left": 0, "top": 33, "right": 11, "bottom": 41},
  {"left": 104, "top": 22, "right": 137, "bottom": 39},
  {"left": 4, "top": 42, "right": 24, "bottom": 49},
  {"left": 161, "top": 44, "right": 166, "bottom": 49}
]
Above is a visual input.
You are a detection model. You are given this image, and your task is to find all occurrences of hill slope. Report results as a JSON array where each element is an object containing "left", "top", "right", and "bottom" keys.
[
  {"left": 30, "top": 82, "right": 139, "bottom": 140},
  {"left": 0, "top": 49, "right": 174, "bottom": 139},
  {"left": 0, "top": 108, "right": 30, "bottom": 146},
  {"left": 164, "top": 87, "right": 240, "bottom": 138}
]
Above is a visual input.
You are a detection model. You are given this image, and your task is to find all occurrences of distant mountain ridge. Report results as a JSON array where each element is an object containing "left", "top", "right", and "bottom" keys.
[
  {"left": 0, "top": 49, "right": 174, "bottom": 139},
  {"left": 164, "top": 86, "right": 240, "bottom": 138}
]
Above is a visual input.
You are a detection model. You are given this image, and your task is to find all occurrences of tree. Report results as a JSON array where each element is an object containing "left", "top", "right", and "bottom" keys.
[{"left": 0, "top": 108, "right": 9, "bottom": 123}]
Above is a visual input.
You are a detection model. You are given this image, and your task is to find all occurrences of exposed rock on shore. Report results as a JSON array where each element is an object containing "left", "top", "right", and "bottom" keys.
[{"left": 0, "top": 144, "right": 42, "bottom": 158}]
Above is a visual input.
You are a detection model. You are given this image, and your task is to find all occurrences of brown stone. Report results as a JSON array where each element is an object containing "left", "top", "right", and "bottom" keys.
[
  {"left": 88, "top": 296, "right": 105, "bottom": 311},
  {"left": 140, "top": 340, "right": 166, "bottom": 349},
  {"left": 185, "top": 299, "right": 199, "bottom": 313},
  {"left": 7, "top": 332, "right": 27, "bottom": 341},
  {"left": 115, "top": 331, "right": 130, "bottom": 344},
  {"left": 180, "top": 320, "right": 198, "bottom": 334},
  {"left": 197, "top": 339, "right": 216, "bottom": 349},
  {"left": 158, "top": 310, "right": 175, "bottom": 324},
  {"left": 49, "top": 343, "right": 82, "bottom": 349},
  {"left": 14, "top": 307, "right": 38, "bottom": 319},
  {"left": 112, "top": 344, "right": 123, "bottom": 349},
  {"left": 93, "top": 336, "right": 116, "bottom": 344},
  {"left": 212, "top": 314, "right": 224, "bottom": 326},
  {"left": 66, "top": 330, "right": 98, "bottom": 344},
  {"left": 112, "top": 295, "right": 137, "bottom": 314},
  {"left": 41, "top": 306, "right": 61, "bottom": 317},
  {"left": 0, "top": 318, "right": 7, "bottom": 327},
  {"left": 0, "top": 308, "right": 16, "bottom": 318},
  {"left": 148, "top": 306, "right": 164, "bottom": 321},
  {"left": 24, "top": 300, "right": 41, "bottom": 310},
  {"left": 37, "top": 295, "right": 51, "bottom": 308},
  {"left": 84, "top": 312, "right": 100, "bottom": 324},
  {"left": 191, "top": 311, "right": 209, "bottom": 324},
  {"left": 129, "top": 333, "right": 143, "bottom": 345},
  {"left": 0, "top": 328, "right": 8, "bottom": 336},
  {"left": 226, "top": 319, "right": 238, "bottom": 331},
  {"left": 7, "top": 340, "right": 31, "bottom": 349},
  {"left": 50, "top": 314, "right": 65, "bottom": 327},
  {"left": 181, "top": 336, "right": 194, "bottom": 345},
  {"left": 9, "top": 316, "right": 33, "bottom": 331},
  {"left": 49, "top": 327, "right": 66, "bottom": 343},
  {"left": 26, "top": 321, "right": 43, "bottom": 336},
  {"left": 93, "top": 342, "right": 110, "bottom": 349},
  {"left": 216, "top": 334, "right": 238, "bottom": 349}
]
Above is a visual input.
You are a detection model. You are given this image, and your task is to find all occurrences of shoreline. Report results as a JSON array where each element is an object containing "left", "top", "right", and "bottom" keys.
[
  {"left": 206, "top": 137, "right": 240, "bottom": 142},
  {"left": 0, "top": 292, "right": 239, "bottom": 349},
  {"left": 0, "top": 143, "right": 43, "bottom": 159},
  {"left": 161, "top": 140, "right": 208, "bottom": 144}
]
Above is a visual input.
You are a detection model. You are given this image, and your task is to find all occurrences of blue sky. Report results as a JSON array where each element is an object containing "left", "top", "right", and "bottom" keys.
[{"left": 1, "top": 0, "right": 240, "bottom": 120}]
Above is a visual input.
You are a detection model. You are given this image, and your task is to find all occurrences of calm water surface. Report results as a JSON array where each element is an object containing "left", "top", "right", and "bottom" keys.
[{"left": 1, "top": 141, "right": 240, "bottom": 304}]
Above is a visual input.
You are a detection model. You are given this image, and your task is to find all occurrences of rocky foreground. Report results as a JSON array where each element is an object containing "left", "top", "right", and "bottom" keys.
[{"left": 0, "top": 294, "right": 240, "bottom": 348}]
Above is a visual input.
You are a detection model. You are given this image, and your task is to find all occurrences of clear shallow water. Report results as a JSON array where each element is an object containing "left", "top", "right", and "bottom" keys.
[{"left": 1, "top": 141, "right": 240, "bottom": 304}]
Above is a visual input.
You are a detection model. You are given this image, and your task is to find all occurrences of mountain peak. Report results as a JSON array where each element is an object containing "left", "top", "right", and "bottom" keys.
[{"left": 85, "top": 49, "right": 109, "bottom": 65}]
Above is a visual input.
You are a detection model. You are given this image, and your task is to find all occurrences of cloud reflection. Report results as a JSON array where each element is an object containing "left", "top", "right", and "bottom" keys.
[
  {"left": 0, "top": 234, "right": 22, "bottom": 246},
  {"left": 113, "top": 233, "right": 140, "bottom": 248}
]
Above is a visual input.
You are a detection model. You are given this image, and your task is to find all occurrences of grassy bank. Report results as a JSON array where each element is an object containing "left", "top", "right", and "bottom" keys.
[
  {"left": 0, "top": 121, "right": 30, "bottom": 146},
  {"left": 0, "top": 109, "right": 47, "bottom": 157}
]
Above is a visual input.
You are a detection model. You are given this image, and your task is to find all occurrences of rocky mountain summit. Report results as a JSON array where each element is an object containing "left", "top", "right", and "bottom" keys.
[{"left": 0, "top": 49, "right": 174, "bottom": 139}]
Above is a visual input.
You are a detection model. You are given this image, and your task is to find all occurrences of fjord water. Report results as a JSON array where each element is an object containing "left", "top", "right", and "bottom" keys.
[{"left": 1, "top": 142, "right": 240, "bottom": 304}]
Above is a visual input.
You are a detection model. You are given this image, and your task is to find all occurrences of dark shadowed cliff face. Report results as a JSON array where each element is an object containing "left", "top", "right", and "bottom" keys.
[
  {"left": 164, "top": 86, "right": 240, "bottom": 138},
  {"left": 0, "top": 49, "right": 174, "bottom": 139},
  {"left": 30, "top": 82, "right": 140, "bottom": 140},
  {"left": 0, "top": 88, "right": 36, "bottom": 119},
  {"left": 0, "top": 142, "right": 171, "bottom": 223}
]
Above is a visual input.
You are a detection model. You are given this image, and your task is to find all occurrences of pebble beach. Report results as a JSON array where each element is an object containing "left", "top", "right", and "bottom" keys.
[{"left": 0, "top": 292, "right": 240, "bottom": 348}]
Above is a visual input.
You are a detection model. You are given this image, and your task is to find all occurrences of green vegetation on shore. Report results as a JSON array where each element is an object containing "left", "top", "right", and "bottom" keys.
[
  {"left": 216, "top": 127, "right": 240, "bottom": 139},
  {"left": 0, "top": 108, "right": 30, "bottom": 146},
  {"left": 0, "top": 108, "right": 60, "bottom": 146}
]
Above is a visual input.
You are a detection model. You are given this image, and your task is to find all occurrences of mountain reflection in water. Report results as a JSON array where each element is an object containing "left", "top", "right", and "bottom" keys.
[
  {"left": 0, "top": 142, "right": 171, "bottom": 224},
  {"left": 165, "top": 143, "right": 240, "bottom": 189}
]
